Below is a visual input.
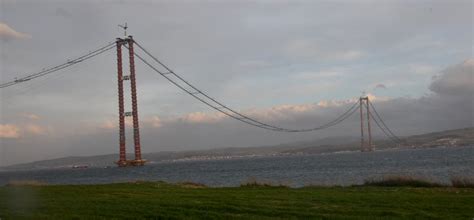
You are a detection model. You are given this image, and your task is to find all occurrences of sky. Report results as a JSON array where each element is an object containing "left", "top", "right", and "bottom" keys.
[{"left": 0, "top": 0, "right": 472, "bottom": 166}]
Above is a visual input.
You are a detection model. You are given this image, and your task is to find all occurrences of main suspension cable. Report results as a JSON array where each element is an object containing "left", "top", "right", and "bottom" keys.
[
  {"left": 362, "top": 102, "right": 402, "bottom": 144},
  {"left": 131, "top": 40, "right": 360, "bottom": 132},
  {"left": 368, "top": 101, "right": 403, "bottom": 142},
  {"left": 0, "top": 42, "right": 116, "bottom": 89}
]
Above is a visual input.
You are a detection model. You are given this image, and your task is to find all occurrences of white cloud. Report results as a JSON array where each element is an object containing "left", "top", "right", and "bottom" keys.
[
  {"left": 285, "top": 38, "right": 320, "bottom": 58},
  {"left": 22, "top": 113, "right": 40, "bottom": 120},
  {"left": 291, "top": 69, "right": 345, "bottom": 80},
  {"left": 392, "top": 35, "right": 444, "bottom": 52},
  {"left": 0, "top": 22, "right": 31, "bottom": 40},
  {"left": 410, "top": 64, "right": 437, "bottom": 75},
  {"left": 99, "top": 118, "right": 134, "bottom": 129},
  {"left": 284, "top": 38, "right": 364, "bottom": 61},
  {"left": 0, "top": 124, "right": 20, "bottom": 139},
  {"left": 238, "top": 60, "right": 270, "bottom": 69},
  {"left": 99, "top": 119, "right": 116, "bottom": 129},
  {"left": 180, "top": 112, "right": 226, "bottom": 124},
  {"left": 366, "top": 93, "right": 391, "bottom": 102},
  {"left": 337, "top": 50, "right": 365, "bottom": 60},
  {"left": 171, "top": 97, "right": 362, "bottom": 124},
  {"left": 25, "top": 124, "right": 48, "bottom": 135},
  {"left": 150, "top": 116, "right": 163, "bottom": 128}
]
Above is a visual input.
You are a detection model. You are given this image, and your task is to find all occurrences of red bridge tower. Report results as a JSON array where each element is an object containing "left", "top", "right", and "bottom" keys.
[{"left": 116, "top": 36, "right": 146, "bottom": 167}]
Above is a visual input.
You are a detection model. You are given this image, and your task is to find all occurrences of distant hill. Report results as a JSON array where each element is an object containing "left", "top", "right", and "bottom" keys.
[{"left": 2, "top": 127, "right": 473, "bottom": 171}]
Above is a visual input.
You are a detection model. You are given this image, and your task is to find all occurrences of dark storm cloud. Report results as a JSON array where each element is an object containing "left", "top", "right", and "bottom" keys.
[{"left": 429, "top": 60, "right": 473, "bottom": 97}]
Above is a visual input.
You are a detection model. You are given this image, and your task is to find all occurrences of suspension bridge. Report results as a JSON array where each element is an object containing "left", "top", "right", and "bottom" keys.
[{"left": 0, "top": 36, "right": 403, "bottom": 167}]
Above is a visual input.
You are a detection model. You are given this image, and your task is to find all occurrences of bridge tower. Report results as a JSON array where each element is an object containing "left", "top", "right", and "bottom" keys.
[
  {"left": 359, "top": 97, "right": 373, "bottom": 152},
  {"left": 116, "top": 36, "right": 146, "bottom": 167}
]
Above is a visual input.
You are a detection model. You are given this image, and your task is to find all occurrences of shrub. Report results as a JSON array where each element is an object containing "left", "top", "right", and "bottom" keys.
[
  {"left": 240, "top": 177, "right": 288, "bottom": 188},
  {"left": 364, "top": 176, "right": 444, "bottom": 187},
  {"left": 451, "top": 176, "right": 474, "bottom": 188}
]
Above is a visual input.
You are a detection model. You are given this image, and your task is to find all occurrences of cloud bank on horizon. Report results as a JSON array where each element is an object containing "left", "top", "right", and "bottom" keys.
[{"left": 0, "top": 0, "right": 472, "bottom": 165}]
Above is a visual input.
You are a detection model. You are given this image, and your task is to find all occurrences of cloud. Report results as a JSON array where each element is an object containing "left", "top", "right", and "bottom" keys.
[
  {"left": 337, "top": 50, "right": 365, "bottom": 60},
  {"left": 0, "top": 22, "right": 31, "bottom": 40},
  {"left": 284, "top": 38, "right": 364, "bottom": 61},
  {"left": 22, "top": 113, "right": 40, "bottom": 120},
  {"left": 410, "top": 64, "right": 437, "bottom": 75},
  {"left": 174, "top": 97, "right": 361, "bottom": 125},
  {"left": 25, "top": 124, "right": 48, "bottom": 135},
  {"left": 125, "top": 117, "right": 134, "bottom": 127},
  {"left": 180, "top": 112, "right": 226, "bottom": 124},
  {"left": 429, "top": 59, "right": 474, "bottom": 96},
  {"left": 150, "top": 116, "right": 163, "bottom": 128},
  {"left": 99, "top": 120, "right": 116, "bottom": 129},
  {"left": 285, "top": 38, "right": 320, "bottom": 58},
  {"left": 238, "top": 60, "right": 270, "bottom": 69},
  {"left": 291, "top": 69, "right": 344, "bottom": 80},
  {"left": 365, "top": 93, "right": 391, "bottom": 102},
  {"left": 99, "top": 118, "right": 134, "bottom": 129},
  {"left": 55, "top": 8, "right": 72, "bottom": 18},
  {"left": 0, "top": 124, "right": 20, "bottom": 139},
  {"left": 243, "top": 103, "right": 315, "bottom": 121},
  {"left": 374, "top": 83, "right": 387, "bottom": 90},
  {"left": 392, "top": 35, "right": 444, "bottom": 53}
]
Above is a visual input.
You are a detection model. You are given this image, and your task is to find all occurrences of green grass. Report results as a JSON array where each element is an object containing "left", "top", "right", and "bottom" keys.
[{"left": 0, "top": 181, "right": 473, "bottom": 219}]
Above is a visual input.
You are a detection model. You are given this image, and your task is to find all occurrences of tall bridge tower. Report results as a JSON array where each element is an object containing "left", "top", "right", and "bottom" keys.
[
  {"left": 116, "top": 36, "right": 145, "bottom": 167},
  {"left": 359, "top": 97, "right": 374, "bottom": 152}
]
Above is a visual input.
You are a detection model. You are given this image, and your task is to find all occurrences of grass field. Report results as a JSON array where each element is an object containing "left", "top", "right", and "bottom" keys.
[{"left": 0, "top": 181, "right": 473, "bottom": 219}]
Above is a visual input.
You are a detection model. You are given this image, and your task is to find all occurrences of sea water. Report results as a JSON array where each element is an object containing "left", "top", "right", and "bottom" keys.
[{"left": 1, "top": 146, "right": 473, "bottom": 187}]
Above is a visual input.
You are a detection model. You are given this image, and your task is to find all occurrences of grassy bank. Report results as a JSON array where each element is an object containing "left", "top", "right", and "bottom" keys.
[{"left": 0, "top": 181, "right": 473, "bottom": 219}]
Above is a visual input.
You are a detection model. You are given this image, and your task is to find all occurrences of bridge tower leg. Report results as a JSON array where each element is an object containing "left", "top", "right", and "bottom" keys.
[
  {"left": 366, "top": 97, "right": 373, "bottom": 151},
  {"left": 116, "top": 38, "right": 127, "bottom": 167},
  {"left": 359, "top": 97, "right": 365, "bottom": 151},
  {"left": 127, "top": 36, "right": 145, "bottom": 166}
]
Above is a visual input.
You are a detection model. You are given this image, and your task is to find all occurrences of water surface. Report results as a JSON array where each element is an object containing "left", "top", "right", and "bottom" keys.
[{"left": 1, "top": 146, "right": 472, "bottom": 187}]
